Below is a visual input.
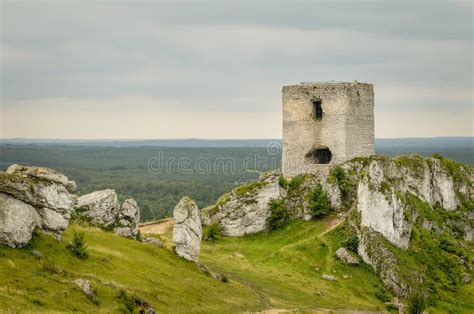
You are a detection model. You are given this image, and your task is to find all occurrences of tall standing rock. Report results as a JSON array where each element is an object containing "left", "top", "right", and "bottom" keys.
[{"left": 172, "top": 197, "right": 202, "bottom": 262}]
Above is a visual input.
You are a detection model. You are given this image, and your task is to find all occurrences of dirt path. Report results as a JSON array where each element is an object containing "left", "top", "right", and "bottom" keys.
[
  {"left": 318, "top": 217, "right": 345, "bottom": 237},
  {"left": 139, "top": 218, "right": 175, "bottom": 235}
]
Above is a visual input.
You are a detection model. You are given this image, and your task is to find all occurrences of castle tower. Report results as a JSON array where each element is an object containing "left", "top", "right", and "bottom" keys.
[{"left": 282, "top": 81, "right": 374, "bottom": 176}]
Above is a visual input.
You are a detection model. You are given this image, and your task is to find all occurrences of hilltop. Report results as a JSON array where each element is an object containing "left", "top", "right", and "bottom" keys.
[{"left": 0, "top": 154, "right": 473, "bottom": 312}]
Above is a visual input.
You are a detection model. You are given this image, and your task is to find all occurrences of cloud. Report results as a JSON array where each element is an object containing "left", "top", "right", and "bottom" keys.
[{"left": 0, "top": 1, "right": 472, "bottom": 138}]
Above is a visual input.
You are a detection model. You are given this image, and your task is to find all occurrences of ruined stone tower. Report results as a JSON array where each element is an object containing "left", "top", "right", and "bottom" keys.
[{"left": 282, "top": 82, "right": 374, "bottom": 176}]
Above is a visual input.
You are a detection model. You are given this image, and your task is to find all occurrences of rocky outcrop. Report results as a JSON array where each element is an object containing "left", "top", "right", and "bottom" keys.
[
  {"left": 348, "top": 156, "right": 472, "bottom": 249},
  {"left": 76, "top": 189, "right": 120, "bottom": 229},
  {"left": 357, "top": 178, "right": 411, "bottom": 249},
  {"left": 114, "top": 199, "right": 140, "bottom": 238},
  {"left": 201, "top": 172, "right": 280, "bottom": 236},
  {"left": 0, "top": 165, "right": 77, "bottom": 247},
  {"left": 172, "top": 197, "right": 202, "bottom": 262},
  {"left": 335, "top": 247, "right": 359, "bottom": 265},
  {"left": 7, "top": 164, "right": 77, "bottom": 193},
  {"left": 77, "top": 190, "right": 140, "bottom": 239},
  {"left": 357, "top": 228, "right": 420, "bottom": 298},
  {"left": 0, "top": 193, "right": 40, "bottom": 247}
]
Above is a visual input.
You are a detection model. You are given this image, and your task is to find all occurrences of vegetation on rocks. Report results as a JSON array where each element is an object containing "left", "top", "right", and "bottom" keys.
[
  {"left": 267, "top": 198, "right": 289, "bottom": 230},
  {"left": 307, "top": 184, "right": 331, "bottom": 218}
]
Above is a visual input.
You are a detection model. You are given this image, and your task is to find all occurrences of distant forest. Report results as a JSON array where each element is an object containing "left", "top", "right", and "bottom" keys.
[{"left": 0, "top": 137, "right": 472, "bottom": 221}]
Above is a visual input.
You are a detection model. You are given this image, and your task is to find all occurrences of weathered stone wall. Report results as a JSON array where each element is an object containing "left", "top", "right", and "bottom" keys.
[{"left": 282, "top": 82, "right": 374, "bottom": 176}]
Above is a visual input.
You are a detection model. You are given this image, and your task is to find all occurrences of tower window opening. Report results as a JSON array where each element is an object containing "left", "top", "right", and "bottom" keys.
[
  {"left": 306, "top": 147, "right": 332, "bottom": 164},
  {"left": 312, "top": 100, "right": 323, "bottom": 120}
]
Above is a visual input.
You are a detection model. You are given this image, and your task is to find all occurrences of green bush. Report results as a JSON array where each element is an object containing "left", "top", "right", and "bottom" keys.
[
  {"left": 375, "top": 288, "right": 392, "bottom": 302},
  {"left": 407, "top": 291, "right": 426, "bottom": 314},
  {"left": 341, "top": 236, "right": 359, "bottom": 253},
  {"left": 288, "top": 174, "right": 306, "bottom": 191},
  {"left": 328, "top": 166, "right": 353, "bottom": 201},
  {"left": 307, "top": 184, "right": 331, "bottom": 218},
  {"left": 267, "top": 199, "right": 289, "bottom": 230},
  {"left": 278, "top": 175, "right": 288, "bottom": 189},
  {"left": 204, "top": 223, "right": 221, "bottom": 241},
  {"left": 117, "top": 289, "right": 148, "bottom": 314},
  {"left": 220, "top": 275, "right": 229, "bottom": 283},
  {"left": 67, "top": 231, "right": 89, "bottom": 259}
]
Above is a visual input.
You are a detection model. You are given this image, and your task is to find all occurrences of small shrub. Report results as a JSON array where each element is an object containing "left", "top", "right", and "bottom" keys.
[
  {"left": 375, "top": 288, "right": 392, "bottom": 302},
  {"left": 407, "top": 291, "right": 426, "bottom": 314},
  {"left": 307, "top": 184, "right": 331, "bottom": 218},
  {"left": 328, "top": 166, "right": 353, "bottom": 201},
  {"left": 204, "top": 223, "right": 221, "bottom": 241},
  {"left": 288, "top": 174, "right": 306, "bottom": 191},
  {"left": 267, "top": 199, "right": 289, "bottom": 230},
  {"left": 41, "top": 258, "right": 61, "bottom": 274},
  {"left": 341, "top": 236, "right": 359, "bottom": 253},
  {"left": 278, "top": 175, "right": 289, "bottom": 189},
  {"left": 67, "top": 231, "right": 89, "bottom": 259},
  {"left": 117, "top": 289, "right": 148, "bottom": 314},
  {"left": 220, "top": 274, "right": 229, "bottom": 283}
]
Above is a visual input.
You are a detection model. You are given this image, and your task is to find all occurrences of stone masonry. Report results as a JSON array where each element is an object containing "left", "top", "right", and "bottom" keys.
[{"left": 282, "top": 81, "right": 374, "bottom": 176}]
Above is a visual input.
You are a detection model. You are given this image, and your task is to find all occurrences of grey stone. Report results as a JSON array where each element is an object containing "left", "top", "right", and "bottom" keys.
[
  {"left": 114, "top": 198, "right": 140, "bottom": 238},
  {"left": 282, "top": 82, "right": 374, "bottom": 177},
  {"left": 77, "top": 189, "right": 119, "bottom": 228},
  {"left": 0, "top": 193, "right": 40, "bottom": 248},
  {"left": 37, "top": 207, "right": 69, "bottom": 239},
  {"left": 321, "top": 274, "right": 337, "bottom": 282},
  {"left": 172, "top": 197, "right": 202, "bottom": 262},
  {"left": 0, "top": 171, "right": 76, "bottom": 214},
  {"left": 462, "top": 272, "right": 472, "bottom": 284},
  {"left": 201, "top": 172, "right": 280, "bottom": 236},
  {"left": 7, "top": 164, "right": 77, "bottom": 193},
  {"left": 335, "top": 247, "right": 359, "bottom": 265},
  {"left": 73, "top": 278, "right": 95, "bottom": 297}
]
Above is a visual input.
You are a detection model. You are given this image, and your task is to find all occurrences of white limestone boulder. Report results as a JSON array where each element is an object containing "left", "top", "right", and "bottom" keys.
[
  {"left": 172, "top": 197, "right": 202, "bottom": 262},
  {"left": 0, "top": 193, "right": 40, "bottom": 248},
  {"left": 76, "top": 189, "right": 120, "bottom": 228},
  {"left": 201, "top": 172, "right": 280, "bottom": 236}
]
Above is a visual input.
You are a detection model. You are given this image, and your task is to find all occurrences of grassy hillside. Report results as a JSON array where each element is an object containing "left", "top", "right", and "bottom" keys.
[
  {"left": 1, "top": 216, "right": 472, "bottom": 312},
  {"left": 0, "top": 217, "right": 386, "bottom": 313}
]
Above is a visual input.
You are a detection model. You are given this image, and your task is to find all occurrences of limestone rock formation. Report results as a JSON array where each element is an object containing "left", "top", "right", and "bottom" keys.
[
  {"left": 7, "top": 164, "right": 77, "bottom": 193},
  {"left": 335, "top": 247, "right": 359, "bottom": 265},
  {"left": 0, "top": 165, "right": 77, "bottom": 247},
  {"left": 76, "top": 189, "right": 120, "bottom": 229},
  {"left": 0, "top": 193, "right": 40, "bottom": 248},
  {"left": 172, "top": 197, "right": 202, "bottom": 262},
  {"left": 114, "top": 199, "right": 140, "bottom": 238},
  {"left": 200, "top": 172, "right": 281, "bottom": 236},
  {"left": 73, "top": 279, "right": 95, "bottom": 298}
]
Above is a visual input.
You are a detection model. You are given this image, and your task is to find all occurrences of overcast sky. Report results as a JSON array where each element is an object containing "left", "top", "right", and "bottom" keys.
[{"left": 1, "top": 1, "right": 472, "bottom": 139}]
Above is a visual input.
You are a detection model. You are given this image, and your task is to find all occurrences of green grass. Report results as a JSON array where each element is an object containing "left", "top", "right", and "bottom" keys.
[
  {"left": 0, "top": 224, "right": 260, "bottom": 313},
  {"left": 1, "top": 216, "right": 472, "bottom": 312},
  {"left": 200, "top": 217, "right": 388, "bottom": 311}
]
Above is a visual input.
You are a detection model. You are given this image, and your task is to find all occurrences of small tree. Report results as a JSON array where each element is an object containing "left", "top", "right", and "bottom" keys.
[
  {"left": 204, "top": 223, "right": 221, "bottom": 241},
  {"left": 67, "top": 231, "right": 89, "bottom": 259},
  {"left": 268, "top": 199, "right": 289, "bottom": 230},
  {"left": 407, "top": 290, "right": 426, "bottom": 314},
  {"left": 307, "top": 184, "right": 331, "bottom": 218}
]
